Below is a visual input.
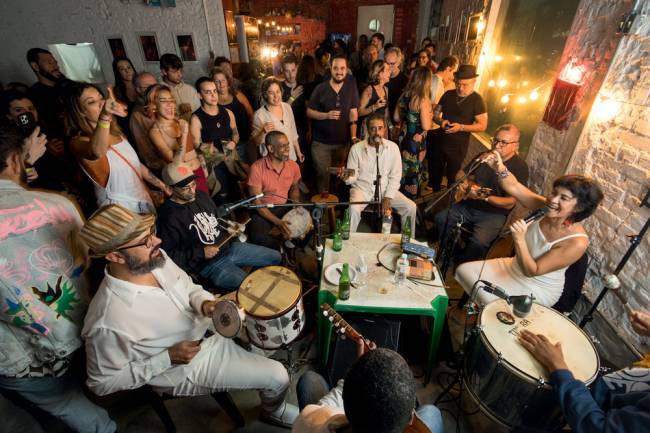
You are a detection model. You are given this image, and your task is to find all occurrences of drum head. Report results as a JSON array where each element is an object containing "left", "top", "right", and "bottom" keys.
[
  {"left": 480, "top": 299, "right": 599, "bottom": 383},
  {"left": 212, "top": 300, "right": 242, "bottom": 338},
  {"left": 238, "top": 266, "right": 302, "bottom": 318},
  {"left": 282, "top": 207, "right": 313, "bottom": 239}
]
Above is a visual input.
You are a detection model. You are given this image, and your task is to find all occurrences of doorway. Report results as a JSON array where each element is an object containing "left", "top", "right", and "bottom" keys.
[{"left": 357, "top": 5, "right": 394, "bottom": 43}]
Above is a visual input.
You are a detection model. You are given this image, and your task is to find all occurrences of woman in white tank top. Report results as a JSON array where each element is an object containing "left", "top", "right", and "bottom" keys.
[
  {"left": 456, "top": 152, "right": 604, "bottom": 307},
  {"left": 64, "top": 83, "right": 170, "bottom": 214}
]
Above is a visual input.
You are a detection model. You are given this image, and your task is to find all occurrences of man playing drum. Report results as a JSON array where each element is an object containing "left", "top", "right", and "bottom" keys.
[
  {"left": 248, "top": 131, "right": 302, "bottom": 250},
  {"left": 519, "top": 309, "right": 650, "bottom": 433},
  {"left": 80, "top": 204, "right": 299, "bottom": 427},
  {"left": 156, "top": 160, "right": 281, "bottom": 291}
]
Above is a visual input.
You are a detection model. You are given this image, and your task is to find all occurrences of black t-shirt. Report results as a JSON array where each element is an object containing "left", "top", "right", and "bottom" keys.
[
  {"left": 27, "top": 81, "right": 65, "bottom": 139},
  {"left": 308, "top": 79, "right": 359, "bottom": 144},
  {"left": 157, "top": 191, "right": 230, "bottom": 273},
  {"left": 464, "top": 152, "right": 529, "bottom": 215},
  {"left": 435, "top": 90, "right": 487, "bottom": 148},
  {"left": 386, "top": 72, "right": 408, "bottom": 119}
]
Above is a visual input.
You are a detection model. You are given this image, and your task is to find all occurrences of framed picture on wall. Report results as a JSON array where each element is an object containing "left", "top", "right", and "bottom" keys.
[
  {"left": 175, "top": 34, "right": 197, "bottom": 61},
  {"left": 106, "top": 36, "right": 127, "bottom": 59},
  {"left": 137, "top": 32, "right": 160, "bottom": 62}
]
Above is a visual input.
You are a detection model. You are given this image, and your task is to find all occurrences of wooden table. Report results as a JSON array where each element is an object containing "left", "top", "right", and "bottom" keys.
[{"left": 318, "top": 233, "right": 448, "bottom": 384}]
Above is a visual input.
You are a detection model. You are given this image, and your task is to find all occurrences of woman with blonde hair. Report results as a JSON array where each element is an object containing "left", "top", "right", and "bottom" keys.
[
  {"left": 63, "top": 82, "right": 169, "bottom": 213},
  {"left": 147, "top": 83, "right": 209, "bottom": 193},
  {"left": 358, "top": 59, "right": 391, "bottom": 139},
  {"left": 394, "top": 66, "right": 433, "bottom": 198}
]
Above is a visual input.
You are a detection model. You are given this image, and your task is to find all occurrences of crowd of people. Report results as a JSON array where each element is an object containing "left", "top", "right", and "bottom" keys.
[{"left": 0, "top": 31, "right": 647, "bottom": 433}]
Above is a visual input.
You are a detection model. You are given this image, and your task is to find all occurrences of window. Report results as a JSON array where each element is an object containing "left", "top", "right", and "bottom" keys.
[
  {"left": 479, "top": 0, "right": 580, "bottom": 156},
  {"left": 369, "top": 19, "right": 381, "bottom": 33},
  {"left": 48, "top": 43, "right": 105, "bottom": 83}
]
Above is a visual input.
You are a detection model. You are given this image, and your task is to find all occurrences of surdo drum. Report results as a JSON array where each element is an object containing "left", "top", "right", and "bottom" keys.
[
  {"left": 463, "top": 299, "right": 599, "bottom": 430},
  {"left": 212, "top": 266, "right": 305, "bottom": 350}
]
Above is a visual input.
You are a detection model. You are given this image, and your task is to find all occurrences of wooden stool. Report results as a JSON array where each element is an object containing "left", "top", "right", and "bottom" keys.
[{"left": 310, "top": 193, "right": 339, "bottom": 234}]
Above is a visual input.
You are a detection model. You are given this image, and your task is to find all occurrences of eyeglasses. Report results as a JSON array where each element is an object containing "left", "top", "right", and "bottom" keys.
[
  {"left": 492, "top": 137, "right": 518, "bottom": 146},
  {"left": 116, "top": 226, "right": 157, "bottom": 251},
  {"left": 176, "top": 180, "right": 196, "bottom": 191}
]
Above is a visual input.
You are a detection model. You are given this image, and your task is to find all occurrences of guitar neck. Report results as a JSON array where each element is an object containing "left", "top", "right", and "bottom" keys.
[
  {"left": 321, "top": 303, "right": 367, "bottom": 348},
  {"left": 215, "top": 218, "right": 250, "bottom": 249}
]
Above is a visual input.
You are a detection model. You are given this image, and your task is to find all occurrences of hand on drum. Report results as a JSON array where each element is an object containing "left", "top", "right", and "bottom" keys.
[
  {"left": 518, "top": 330, "right": 568, "bottom": 372},
  {"left": 630, "top": 310, "right": 650, "bottom": 337},
  {"left": 276, "top": 219, "right": 292, "bottom": 239},
  {"left": 168, "top": 339, "right": 202, "bottom": 364}
]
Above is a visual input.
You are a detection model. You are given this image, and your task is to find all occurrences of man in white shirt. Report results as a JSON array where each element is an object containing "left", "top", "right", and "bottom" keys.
[
  {"left": 341, "top": 113, "right": 416, "bottom": 232},
  {"left": 80, "top": 204, "right": 298, "bottom": 427},
  {"left": 159, "top": 53, "right": 200, "bottom": 121}
]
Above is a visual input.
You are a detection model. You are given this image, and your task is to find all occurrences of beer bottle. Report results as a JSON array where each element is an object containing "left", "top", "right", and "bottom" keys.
[{"left": 339, "top": 263, "right": 351, "bottom": 300}]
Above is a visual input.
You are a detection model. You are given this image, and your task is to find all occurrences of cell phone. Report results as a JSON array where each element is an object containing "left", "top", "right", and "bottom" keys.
[
  {"left": 444, "top": 123, "right": 451, "bottom": 130},
  {"left": 16, "top": 112, "right": 37, "bottom": 137}
]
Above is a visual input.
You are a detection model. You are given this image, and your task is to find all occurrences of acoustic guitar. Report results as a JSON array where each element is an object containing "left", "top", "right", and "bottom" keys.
[
  {"left": 454, "top": 179, "right": 491, "bottom": 203},
  {"left": 320, "top": 303, "right": 433, "bottom": 433}
]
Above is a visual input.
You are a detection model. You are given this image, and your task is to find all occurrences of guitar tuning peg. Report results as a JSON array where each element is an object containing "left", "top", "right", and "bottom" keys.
[
  {"left": 328, "top": 317, "right": 334, "bottom": 323},
  {"left": 322, "top": 311, "right": 329, "bottom": 317}
]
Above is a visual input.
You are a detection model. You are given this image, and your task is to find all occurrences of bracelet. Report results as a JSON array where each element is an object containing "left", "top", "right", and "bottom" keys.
[
  {"left": 460, "top": 124, "right": 465, "bottom": 132},
  {"left": 97, "top": 121, "right": 110, "bottom": 129},
  {"left": 497, "top": 168, "right": 510, "bottom": 179},
  {"left": 289, "top": 96, "right": 295, "bottom": 103}
]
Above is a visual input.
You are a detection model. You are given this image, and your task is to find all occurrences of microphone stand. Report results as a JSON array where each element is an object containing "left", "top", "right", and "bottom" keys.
[
  {"left": 372, "top": 142, "right": 382, "bottom": 232},
  {"left": 579, "top": 188, "right": 650, "bottom": 328},
  {"left": 245, "top": 199, "right": 379, "bottom": 265}
]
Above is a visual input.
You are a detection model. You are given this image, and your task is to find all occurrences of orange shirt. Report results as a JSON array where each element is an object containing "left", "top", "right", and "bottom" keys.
[{"left": 248, "top": 157, "right": 301, "bottom": 204}]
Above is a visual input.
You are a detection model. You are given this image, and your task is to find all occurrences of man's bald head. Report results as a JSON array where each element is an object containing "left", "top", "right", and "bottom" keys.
[{"left": 134, "top": 72, "right": 157, "bottom": 98}]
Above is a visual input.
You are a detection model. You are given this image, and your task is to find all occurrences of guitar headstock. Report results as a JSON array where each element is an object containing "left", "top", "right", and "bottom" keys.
[{"left": 321, "top": 303, "right": 368, "bottom": 349}]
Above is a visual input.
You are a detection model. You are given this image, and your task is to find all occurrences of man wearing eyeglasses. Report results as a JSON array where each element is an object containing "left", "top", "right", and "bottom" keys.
[
  {"left": 81, "top": 203, "right": 299, "bottom": 427},
  {"left": 433, "top": 124, "right": 528, "bottom": 264}
]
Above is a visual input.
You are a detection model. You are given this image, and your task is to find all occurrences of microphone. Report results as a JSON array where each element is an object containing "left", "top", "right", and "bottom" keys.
[
  {"left": 480, "top": 280, "right": 509, "bottom": 300},
  {"left": 218, "top": 193, "right": 264, "bottom": 216},
  {"left": 480, "top": 280, "right": 535, "bottom": 318},
  {"left": 501, "top": 207, "right": 549, "bottom": 236}
]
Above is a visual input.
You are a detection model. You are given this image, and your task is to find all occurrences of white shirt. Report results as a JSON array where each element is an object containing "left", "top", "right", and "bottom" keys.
[
  {"left": 161, "top": 80, "right": 201, "bottom": 113},
  {"left": 81, "top": 250, "right": 214, "bottom": 396},
  {"left": 345, "top": 138, "right": 402, "bottom": 199},
  {"left": 252, "top": 103, "right": 300, "bottom": 161},
  {"left": 431, "top": 74, "right": 445, "bottom": 105}
]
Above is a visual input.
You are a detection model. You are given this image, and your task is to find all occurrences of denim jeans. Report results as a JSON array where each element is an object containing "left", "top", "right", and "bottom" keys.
[
  {"left": 199, "top": 241, "right": 282, "bottom": 290},
  {"left": 0, "top": 369, "right": 116, "bottom": 433},
  {"left": 435, "top": 201, "right": 507, "bottom": 263},
  {"left": 296, "top": 371, "right": 444, "bottom": 433}
]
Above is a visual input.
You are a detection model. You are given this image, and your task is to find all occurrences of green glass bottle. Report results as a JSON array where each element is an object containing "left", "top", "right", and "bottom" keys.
[
  {"left": 332, "top": 219, "right": 343, "bottom": 251},
  {"left": 338, "top": 263, "right": 351, "bottom": 300},
  {"left": 400, "top": 216, "right": 411, "bottom": 248},
  {"left": 341, "top": 208, "right": 351, "bottom": 240}
]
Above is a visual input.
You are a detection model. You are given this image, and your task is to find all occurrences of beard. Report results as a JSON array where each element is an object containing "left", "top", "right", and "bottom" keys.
[
  {"left": 332, "top": 75, "right": 346, "bottom": 84},
  {"left": 123, "top": 249, "right": 166, "bottom": 275},
  {"left": 41, "top": 69, "right": 63, "bottom": 83},
  {"left": 369, "top": 135, "right": 382, "bottom": 147}
]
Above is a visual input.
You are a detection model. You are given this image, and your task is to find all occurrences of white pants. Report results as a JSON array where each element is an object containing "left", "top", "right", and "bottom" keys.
[
  {"left": 349, "top": 188, "right": 417, "bottom": 233},
  {"left": 157, "top": 334, "right": 289, "bottom": 412}
]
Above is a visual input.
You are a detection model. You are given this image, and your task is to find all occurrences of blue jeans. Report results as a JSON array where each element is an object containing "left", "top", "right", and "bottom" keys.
[
  {"left": 296, "top": 371, "right": 444, "bottom": 433},
  {"left": 435, "top": 202, "right": 507, "bottom": 263},
  {"left": 199, "top": 241, "right": 282, "bottom": 290},
  {"left": 0, "top": 369, "right": 116, "bottom": 433}
]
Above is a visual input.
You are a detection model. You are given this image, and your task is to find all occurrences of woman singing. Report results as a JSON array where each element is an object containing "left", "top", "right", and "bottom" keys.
[{"left": 456, "top": 151, "right": 603, "bottom": 307}]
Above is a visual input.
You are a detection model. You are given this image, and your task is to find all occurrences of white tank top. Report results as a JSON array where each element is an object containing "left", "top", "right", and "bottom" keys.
[{"left": 84, "top": 138, "right": 155, "bottom": 214}]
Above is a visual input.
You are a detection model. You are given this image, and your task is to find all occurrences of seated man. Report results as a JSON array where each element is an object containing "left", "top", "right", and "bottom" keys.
[
  {"left": 292, "top": 346, "right": 443, "bottom": 433},
  {"left": 248, "top": 130, "right": 302, "bottom": 250},
  {"left": 434, "top": 123, "right": 529, "bottom": 264},
  {"left": 519, "top": 308, "right": 650, "bottom": 433},
  {"left": 341, "top": 113, "right": 416, "bottom": 233},
  {"left": 156, "top": 160, "right": 282, "bottom": 291},
  {"left": 80, "top": 204, "right": 298, "bottom": 427}
]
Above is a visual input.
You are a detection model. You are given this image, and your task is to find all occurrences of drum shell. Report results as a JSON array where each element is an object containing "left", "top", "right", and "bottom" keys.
[
  {"left": 244, "top": 299, "right": 305, "bottom": 349},
  {"left": 463, "top": 329, "right": 564, "bottom": 430}
]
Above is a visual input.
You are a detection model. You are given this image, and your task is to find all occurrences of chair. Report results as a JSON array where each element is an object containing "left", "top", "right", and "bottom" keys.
[
  {"left": 552, "top": 253, "right": 589, "bottom": 313},
  {"left": 143, "top": 385, "right": 245, "bottom": 432}
]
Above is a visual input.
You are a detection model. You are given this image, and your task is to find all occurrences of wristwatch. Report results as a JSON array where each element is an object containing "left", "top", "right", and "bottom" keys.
[{"left": 483, "top": 196, "right": 490, "bottom": 203}]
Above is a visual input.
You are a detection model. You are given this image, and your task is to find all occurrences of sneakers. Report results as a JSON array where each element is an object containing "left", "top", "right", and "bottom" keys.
[{"left": 261, "top": 401, "right": 299, "bottom": 428}]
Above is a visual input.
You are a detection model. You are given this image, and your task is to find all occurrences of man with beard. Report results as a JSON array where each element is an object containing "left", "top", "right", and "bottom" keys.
[
  {"left": 429, "top": 64, "right": 487, "bottom": 192},
  {"left": 156, "top": 160, "right": 281, "bottom": 291},
  {"left": 26, "top": 48, "right": 67, "bottom": 140},
  {"left": 339, "top": 113, "right": 416, "bottom": 233},
  {"left": 307, "top": 54, "right": 359, "bottom": 193},
  {"left": 129, "top": 71, "right": 164, "bottom": 174},
  {"left": 248, "top": 131, "right": 302, "bottom": 250},
  {"left": 80, "top": 204, "right": 299, "bottom": 427},
  {"left": 384, "top": 47, "right": 408, "bottom": 131},
  {"left": 0, "top": 125, "right": 116, "bottom": 433}
]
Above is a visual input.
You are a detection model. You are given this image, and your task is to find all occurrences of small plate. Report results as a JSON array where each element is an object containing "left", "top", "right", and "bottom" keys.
[{"left": 324, "top": 263, "right": 358, "bottom": 286}]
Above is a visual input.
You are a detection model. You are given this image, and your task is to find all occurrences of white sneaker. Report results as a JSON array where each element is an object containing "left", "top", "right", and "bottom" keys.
[{"left": 261, "top": 401, "right": 299, "bottom": 428}]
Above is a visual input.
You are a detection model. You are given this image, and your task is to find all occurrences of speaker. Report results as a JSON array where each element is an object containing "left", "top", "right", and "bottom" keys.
[{"left": 327, "top": 313, "right": 401, "bottom": 384}]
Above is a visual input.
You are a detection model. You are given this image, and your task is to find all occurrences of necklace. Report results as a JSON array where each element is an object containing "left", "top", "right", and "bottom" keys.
[{"left": 456, "top": 91, "right": 471, "bottom": 105}]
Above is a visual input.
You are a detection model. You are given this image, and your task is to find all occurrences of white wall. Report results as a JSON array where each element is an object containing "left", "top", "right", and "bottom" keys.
[{"left": 0, "top": 0, "right": 230, "bottom": 86}]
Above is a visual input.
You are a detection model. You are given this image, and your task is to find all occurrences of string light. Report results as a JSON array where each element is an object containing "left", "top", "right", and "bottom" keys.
[
  {"left": 522, "top": 80, "right": 529, "bottom": 86},
  {"left": 476, "top": 19, "right": 486, "bottom": 33},
  {"left": 515, "top": 55, "right": 522, "bottom": 61},
  {"left": 500, "top": 95, "right": 510, "bottom": 104},
  {"left": 271, "top": 21, "right": 276, "bottom": 26},
  {"left": 530, "top": 90, "right": 539, "bottom": 101},
  {"left": 495, "top": 55, "right": 503, "bottom": 62},
  {"left": 257, "top": 19, "right": 262, "bottom": 25},
  {"left": 488, "top": 80, "right": 496, "bottom": 87},
  {"left": 517, "top": 96, "right": 527, "bottom": 104},
  {"left": 497, "top": 79, "right": 508, "bottom": 88}
]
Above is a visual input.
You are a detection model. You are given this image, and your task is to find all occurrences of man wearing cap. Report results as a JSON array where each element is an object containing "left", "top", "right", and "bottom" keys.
[
  {"left": 156, "top": 160, "right": 282, "bottom": 291},
  {"left": 429, "top": 64, "right": 487, "bottom": 192},
  {"left": 0, "top": 125, "right": 116, "bottom": 433},
  {"left": 80, "top": 203, "right": 299, "bottom": 427}
]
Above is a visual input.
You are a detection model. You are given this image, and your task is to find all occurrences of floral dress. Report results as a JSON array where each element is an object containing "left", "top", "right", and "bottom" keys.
[{"left": 397, "top": 95, "right": 427, "bottom": 198}]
